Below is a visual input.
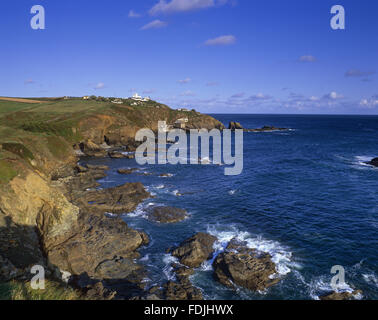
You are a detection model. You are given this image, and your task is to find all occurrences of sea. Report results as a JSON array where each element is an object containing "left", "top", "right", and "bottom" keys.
[{"left": 84, "top": 114, "right": 378, "bottom": 300}]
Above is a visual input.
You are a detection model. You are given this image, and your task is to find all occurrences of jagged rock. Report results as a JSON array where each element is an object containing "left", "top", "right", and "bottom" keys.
[
  {"left": 319, "top": 290, "right": 362, "bottom": 300},
  {"left": 94, "top": 257, "right": 144, "bottom": 280},
  {"left": 213, "top": 239, "right": 279, "bottom": 291},
  {"left": 46, "top": 211, "right": 149, "bottom": 280},
  {"left": 147, "top": 206, "right": 188, "bottom": 224},
  {"left": 228, "top": 122, "right": 244, "bottom": 130},
  {"left": 171, "top": 233, "right": 217, "bottom": 268},
  {"left": 85, "top": 164, "right": 109, "bottom": 170},
  {"left": 85, "top": 281, "right": 117, "bottom": 300},
  {"left": 172, "top": 263, "right": 195, "bottom": 281},
  {"left": 117, "top": 168, "right": 138, "bottom": 175},
  {"left": 163, "top": 279, "right": 203, "bottom": 300},
  {"left": 108, "top": 151, "right": 127, "bottom": 159},
  {"left": 366, "top": 157, "right": 378, "bottom": 167},
  {"left": 245, "top": 126, "right": 288, "bottom": 132},
  {"left": 81, "top": 182, "right": 150, "bottom": 214}
]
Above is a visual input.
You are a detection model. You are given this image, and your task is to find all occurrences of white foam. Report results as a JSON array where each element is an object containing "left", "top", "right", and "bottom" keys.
[
  {"left": 354, "top": 155, "right": 377, "bottom": 168},
  {"left": 308, "top": 275, "right": 361, "bottom": 300},
  {"left": 162, "top": 254, "right": 180, "bottom": 281},
  {"left": 206, "top": 225, "right": 295, "bottom": 277},
  {"left": 363, "top": 273, "right": 378, "bottom": 288},
  {"left": 228, "top": 189, "right": 237, "bottom": 195},
  {"left": 159, "top": 173, "right": 174, "bottom": 178}
]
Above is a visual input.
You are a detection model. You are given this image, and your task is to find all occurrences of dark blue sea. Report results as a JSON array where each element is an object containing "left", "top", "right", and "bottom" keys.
[{"left": 85, "top": 114, "right": 378, "bottom": 300}]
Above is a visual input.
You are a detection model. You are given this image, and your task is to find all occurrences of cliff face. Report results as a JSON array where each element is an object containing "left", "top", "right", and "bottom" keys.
[{"left": 0, "top": 98, "right": 223, "bottom": 298}]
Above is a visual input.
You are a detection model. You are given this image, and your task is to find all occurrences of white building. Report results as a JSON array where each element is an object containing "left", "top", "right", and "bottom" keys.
[
  {"left": 131, "top": 93, "right": 143, "bottom": 101},
  {"left": 130, "top": 93, "right": 151, "bottom": 102}
]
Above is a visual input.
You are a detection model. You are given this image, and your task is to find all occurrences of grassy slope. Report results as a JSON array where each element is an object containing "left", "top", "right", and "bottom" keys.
[{"left": 0, "top": 98, "right": 211, "bottom": 184}]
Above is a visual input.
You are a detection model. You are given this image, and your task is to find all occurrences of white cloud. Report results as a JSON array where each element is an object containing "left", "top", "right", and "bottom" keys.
[
  {"left": 323, "top": 91, "right": 343, "bottom": 100},
  {"left": 94, "top": 82, "right": 105, "bottom": 90},
  {"left": 204, "top": 35, "right": 236, "bottom": 46},
  {"left": 299, "top": 55, "right": 316, "bottom": 62},
  {"left": 359, "top": 96, "right": 378, "bottom": 108},
  {"left": 149, "top": 0, "right": 229, "bottom": 15},
  {"left": 178, "top": 78, "right": 192, "bottom": 84},
  {"left": 128, "top": 10, "right": 142, "bottom": 18},
  {"left": 140, "top": 20, "right": 167, "bottom": 30}
]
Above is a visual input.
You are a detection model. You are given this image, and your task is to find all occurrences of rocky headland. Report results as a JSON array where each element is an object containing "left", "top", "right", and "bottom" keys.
[{"left": 0, "top": 97, "right": 224, "bottom": 299}]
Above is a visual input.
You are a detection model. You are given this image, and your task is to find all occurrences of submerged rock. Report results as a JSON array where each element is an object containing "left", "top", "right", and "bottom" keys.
[
  {"left": 319, "top": 290, "right": 363, "bottom": 300},
  {"left": 366, "top": 157, "right": 378, "bottom": 167},
  {"left": 246, "top": 126, "right": 288, "bottom": 132},
  {"left": 213, "top": 239, "right": 280, "bottom": 291},
  {"left": 117, "top": 168, "right": 138, "bottom": 175},
  {"left": 147, "top": 206, "right": 188, "bottom": 224},
  {"left": 171, "top": 232, "right": 217, "bottom": 268}
]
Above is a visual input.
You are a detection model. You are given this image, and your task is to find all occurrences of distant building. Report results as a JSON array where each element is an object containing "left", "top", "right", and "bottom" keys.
[
  {"left": 111, "top": 98, "right": 123, "bottom": 104},
  {"left": 130, "top": 93, "right": 151, "bottom": 102},
  {"left": 174, "top": 118, "right": 189, "bottom": 129},
  {"left": 83, "top": 96, "right": 90, "bottom": 100},
  {"left": 131, "top": 93, "right": 143, "bottom": 101},
  {"left": 177, "top": 108, "right": 190, "bottom": 112}
]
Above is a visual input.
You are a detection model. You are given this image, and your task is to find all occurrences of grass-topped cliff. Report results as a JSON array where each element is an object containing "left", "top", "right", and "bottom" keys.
[
  {"left": 0, "top": 96, "right": 224, "bottom": 300},
  {"left": 0, "top": 96, "right": 223, "bottom": 184}
]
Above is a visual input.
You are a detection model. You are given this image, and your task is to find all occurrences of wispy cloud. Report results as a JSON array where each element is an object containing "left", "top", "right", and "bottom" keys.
[
  {"left": 143, "top": 89, "right": 155, "bottom": 94},
  {"left": 128, "top": 10, "right": 142, "bottom": 18},
  {"left": 206, "top": 81, "right": 219, "bottom": 87},
  {"left": 140, "top": 20, "right": 167, "bottom": 30},
  {"left": 149, "top": 0, "right": 230, "bottom": 15},
  {"left": 345, "top": 69, "right": 376, "bottom": 78},
  {"left": 178, "top": 77, "right": 192, "bottom": 84},
  {"left": 24, "top": 79, "right": 35, "bottom": 85},
  {"left": 180, "top": 90, "right": 196, "bottom": 96},
  {"left": 298, "top": 55, "right": 316, "bottom": 62},
  {"left": 231, "top": 92, "right": 245, "bottom": 98},
  {"left": 204, "top": 35, "right": 236, "bottom": 46},
  {"left": 93, "top": 82, "right": 105, "bottom": 90}
]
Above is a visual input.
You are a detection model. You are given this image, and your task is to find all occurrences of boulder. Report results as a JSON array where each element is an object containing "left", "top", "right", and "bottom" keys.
[
  {"left": 213, "top": 239, "right": 280, "bottom": 291},
  {"left": 108, "top": 151, "right": 127, "bottom": 159},
  {"left": 171, "top": 232, "right": 217, "bottom": 268},
  {"left": 117, "top": 168, "right": 138, "bottom": 175},
  {"left": 147, "top": 206, "right": 188, "bottom": 224},
  {"left": 319, "top": 290, "right": 362, "bottom": 300}
]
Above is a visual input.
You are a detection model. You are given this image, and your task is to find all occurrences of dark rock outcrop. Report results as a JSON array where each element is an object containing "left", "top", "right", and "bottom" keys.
[
  {"left": 163, "top": 279, "right": 203, "bottom": 300},
  {"left": 245, "top": 126, "right": 288, "bottom": 132},
  {"left": 117, "top": 168, "right": 138, "bottom": 175},
  {"left": 171, "top": 233, "right": 217, "bottom": 268},
  {"left": 228, "top": 122, "right": 244, "bottom": 130},
  {"left": 366, "top": 157, "right": 378, "bottom": 167},
  {"left": 213, "top": 239, "right": 279, "bottom": 291},
  {"left": 147, "top": 206, "right": 188, "bottom": 224},
  {"left": 80, "top": 182, "right": 150, "bottom": 214},
  {"left": 319, "top": 290, "right": 362, "bottom": 300}
]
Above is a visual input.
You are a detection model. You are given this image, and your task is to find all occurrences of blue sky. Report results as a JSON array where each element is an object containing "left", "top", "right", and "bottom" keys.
[{"left": 1, "top": 0, "right": 378, "bottom": 114}]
